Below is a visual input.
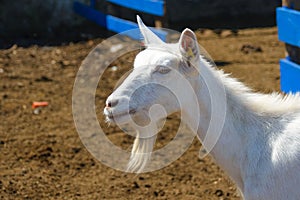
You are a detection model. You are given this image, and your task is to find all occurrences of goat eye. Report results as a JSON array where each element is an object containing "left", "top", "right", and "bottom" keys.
[{"left": 156, "top": 65, "right": 171, "bottom": 74}]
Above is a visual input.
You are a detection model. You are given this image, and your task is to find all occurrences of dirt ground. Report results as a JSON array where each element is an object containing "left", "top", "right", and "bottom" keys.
[{"left": 0, "top": 27, "right": 284, "bottom": 200}]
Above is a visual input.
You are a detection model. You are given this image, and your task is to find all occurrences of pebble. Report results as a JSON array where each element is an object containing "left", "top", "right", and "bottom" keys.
[
  {"left": 110, "top": 44, "right": 123, "bottom": 53},
  {"left": 110, "top": 66, "right": 118, "bottom": 72},
  {"left": 33, "top": 108, "right": 41, "bottom": 115},
  {"left": 0, "top": 68, "right": 4, "bottom": 73}
]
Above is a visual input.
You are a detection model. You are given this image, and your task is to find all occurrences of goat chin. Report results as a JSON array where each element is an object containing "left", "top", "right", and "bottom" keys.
[{"left": 127, "top": 131, "right": 157, "bottom": 173}]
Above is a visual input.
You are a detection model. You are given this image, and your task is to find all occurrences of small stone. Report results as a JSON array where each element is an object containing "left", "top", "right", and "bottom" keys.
[
  {"left": 110, "top": 44, "right": 123, "bottom": 53},
  {"left": 33, "top": 108, "right": 40, "bottom": 115},
  {"left": 110, "top": 66, "right": 118, "bottom": 72},
  {"left": 0, "top": 68, "right": 4, "bottom": 73}
]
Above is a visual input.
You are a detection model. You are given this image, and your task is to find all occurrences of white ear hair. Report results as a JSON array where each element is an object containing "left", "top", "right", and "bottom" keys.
[{"left": 136, "top": 15, "right": 164, "bottom": 45}]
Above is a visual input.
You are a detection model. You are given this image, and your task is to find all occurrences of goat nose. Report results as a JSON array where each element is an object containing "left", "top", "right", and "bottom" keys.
[{"left": 106, "top": 99, "right": 118, "bottom": 108}]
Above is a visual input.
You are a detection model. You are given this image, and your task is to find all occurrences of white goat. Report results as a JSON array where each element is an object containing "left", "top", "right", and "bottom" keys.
[{"left": 104, "top": 16, "right": 300, "bottom": 199}]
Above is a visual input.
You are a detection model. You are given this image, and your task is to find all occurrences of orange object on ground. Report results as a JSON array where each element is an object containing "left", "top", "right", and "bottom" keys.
[{"left": 32, "top": 101, "right": 49, "bottom": 109}]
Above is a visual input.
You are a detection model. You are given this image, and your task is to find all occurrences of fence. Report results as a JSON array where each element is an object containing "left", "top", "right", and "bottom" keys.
[
  {"left": 277, "top": 1, "right": 300, "bottom": 93},
  {"left": 73, "top": 0, "right": 167, "bottom": 41}
]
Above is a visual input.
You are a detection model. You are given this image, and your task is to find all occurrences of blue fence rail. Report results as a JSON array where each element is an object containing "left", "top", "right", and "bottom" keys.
[
  {"left": 73, "top": 0, "right": 167, "bottom": 41},
  {"left": 277, "top": 6, "right": 300, "bottom": 93},
  {"left": 107, "top": 0, "right": 165, "bottom": 16}
]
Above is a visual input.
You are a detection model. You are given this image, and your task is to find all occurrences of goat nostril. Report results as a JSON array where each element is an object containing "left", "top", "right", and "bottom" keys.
[{"left": 106, "top": 99, "right": 118, "bottom": 108}]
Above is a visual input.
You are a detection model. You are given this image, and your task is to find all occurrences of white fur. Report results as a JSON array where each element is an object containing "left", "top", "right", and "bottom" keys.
[{"left": 104, "top": 16, "right": 300, "bottom": 199}]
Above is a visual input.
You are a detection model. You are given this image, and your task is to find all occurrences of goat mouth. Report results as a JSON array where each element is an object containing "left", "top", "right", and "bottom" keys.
[{"left": 104, "top": 108, "right": 137, "bottom": 123}]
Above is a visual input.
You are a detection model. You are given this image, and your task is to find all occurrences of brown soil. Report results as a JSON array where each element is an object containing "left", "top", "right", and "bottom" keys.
[{"left": 0, "top": 27, "right": 284, "bottom": 199}]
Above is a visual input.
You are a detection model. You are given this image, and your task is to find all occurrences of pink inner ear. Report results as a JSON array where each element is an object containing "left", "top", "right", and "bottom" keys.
[{"left": 181, "top": 32, "right": 195, "bottom": 51}]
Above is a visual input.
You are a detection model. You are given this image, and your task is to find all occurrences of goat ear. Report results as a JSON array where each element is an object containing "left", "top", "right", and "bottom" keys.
[
  {"left": 179, "top": 29, "right": 200, "bottom": 65},
  {"left": 137, "top": 15, "right": 163, "bottom": 45}
]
